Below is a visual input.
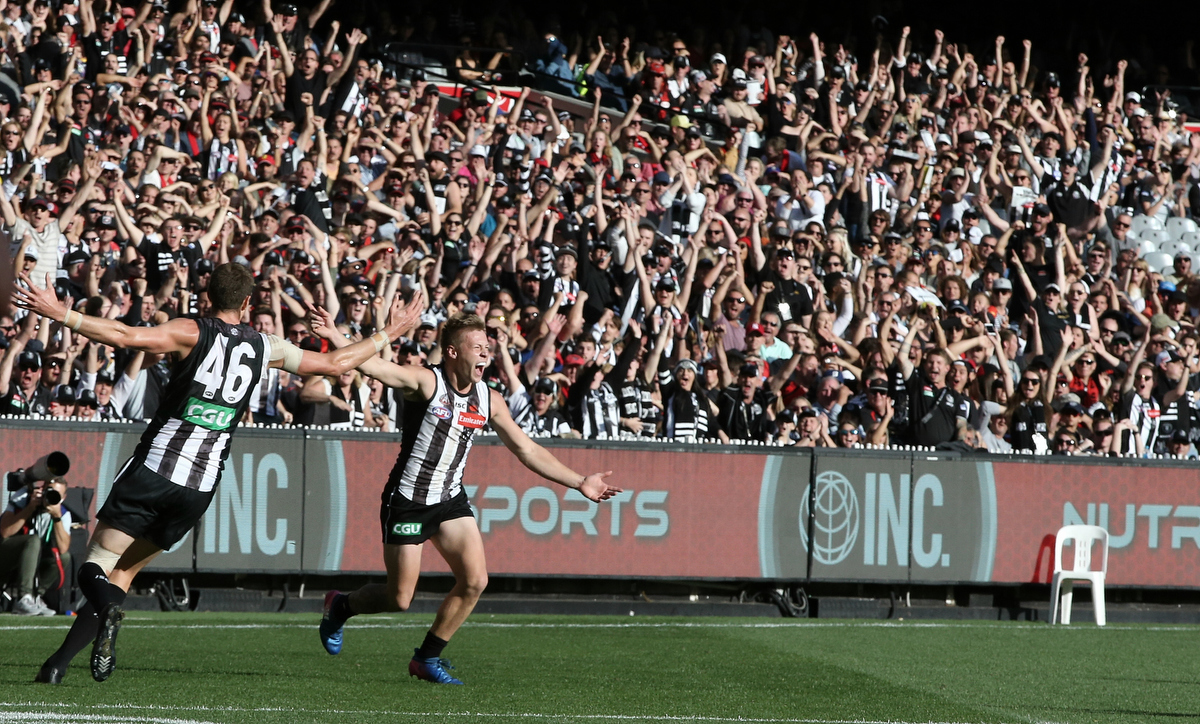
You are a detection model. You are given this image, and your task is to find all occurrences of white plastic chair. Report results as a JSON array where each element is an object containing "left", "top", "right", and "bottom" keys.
[
  {"left": 1141, "top": 229, "right": 1170, "bottom": 246},
  {"left": 1129, "top": 215, "right": 1164, "bottom": 237},
  {"left": 1142, "top": 251, "right": 1173, "bottom": 274},
  {"left": 1160, "top": 239, "right": 1193, "bottom": 257},
  {"left": 1050, "top": 525, "right": 1108, "bottom": 626},
  {"left": 1135, "top": 239, "right": 1156, "bottom": 257},
  {"left": 1182, "top": 231, "right": 1200, "bottom": 250},
  {"left": 1166, "top": 217, "right": 1198, "bottom": 238}
]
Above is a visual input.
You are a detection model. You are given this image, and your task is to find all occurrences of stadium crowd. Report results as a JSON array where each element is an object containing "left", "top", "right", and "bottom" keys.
[{"left": 0, "top": 1, "right": 1197, "bottom": 459}]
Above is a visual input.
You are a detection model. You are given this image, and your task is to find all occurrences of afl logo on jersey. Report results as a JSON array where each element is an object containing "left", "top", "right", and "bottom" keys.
[{"left": 431, "top": 406, "right": 453, "bottom": 420}]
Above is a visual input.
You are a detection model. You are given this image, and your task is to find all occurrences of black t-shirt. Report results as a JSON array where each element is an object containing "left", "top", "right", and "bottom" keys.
[
  {"left": 760, "top": 271, "right": 814, "bottom": 324},
  {"left": 82, "top": 31, "right": 130, "bottom": 80},
  {"left": 284, "top": 70, "right": 330, "bottom": 124},
  {"left": 1044, "top": 178, "right": 1092, "bottom": 229},
  {"left": 716, "top": 386, "right": 774, "bottom": 441},
  {"left": 1011, "top": 400, "right": 1047, "bottom": 451},
  {"left": 289, "top": 174, "right": 331, "bottom": 232},
  {"left": 1032, "top": 298, "right": 1068, "bottom": 361},
  {"left": 56, "top": 117, "right": 105, "bottom": 165},
  {"left": 905, "top": 370, "right": 959, "bottom": 446}
]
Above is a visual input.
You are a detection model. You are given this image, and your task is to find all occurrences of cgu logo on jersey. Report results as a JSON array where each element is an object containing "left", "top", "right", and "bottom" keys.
[{"left": 183, "top": 397, "right": 238, "bottom": 431}]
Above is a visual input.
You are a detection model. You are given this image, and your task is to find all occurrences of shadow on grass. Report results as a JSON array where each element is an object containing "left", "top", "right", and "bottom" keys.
[
  {"left": 1040, "top": 706, "right": 1200, "bottom": 719},
  {"left": 1096, "top": 676, "right": 1200, "bottom": 686}
]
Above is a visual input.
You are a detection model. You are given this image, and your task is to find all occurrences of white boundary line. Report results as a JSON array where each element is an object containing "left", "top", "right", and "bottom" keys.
[
  {"left": 1, "top": 620, "right": 1198, "bottom": 632},
  {"left": 0, "top": 703, "right": 999, "bottom": 724}
]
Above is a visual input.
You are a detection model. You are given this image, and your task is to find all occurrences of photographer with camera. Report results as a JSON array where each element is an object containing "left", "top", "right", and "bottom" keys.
[{"left": 1, "top": 469, "right": 72, "bottom": 616}]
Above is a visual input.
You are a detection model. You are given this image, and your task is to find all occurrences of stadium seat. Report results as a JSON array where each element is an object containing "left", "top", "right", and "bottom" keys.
[
  {"left": 1136, "top": 239, "right": 1157, "bottom": 256},
  {"left": 1166, "top": 217, "right": 1198, "bottom": 238},
  {"left": 1141, "top": 229, "right": 1170, "bottom": 246},
  {"left": 1182, "top": 231, "right": 1200, "bottom": 250},
  {"left": 1050, "top": 525, "right": 1108, "bottom": 626},
  {"left": 1129, "top": 215, "right": 1163, "bottom": 238},
  {"left": 1160, "top": 240, "right": 1193, "bottom": 257},
  {"left": 1143, "top": 252, "right": 1173, "bottom": 274}
]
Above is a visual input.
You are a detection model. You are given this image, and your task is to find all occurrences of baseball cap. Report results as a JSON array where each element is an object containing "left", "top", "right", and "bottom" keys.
[
  {"left": 17, "top": 350, "right": 40, "bottom": 369},
  {"left": 867, "top": 378, "right": 889, "bottom": 393},
  {"left": 564, "top": 354, "right": 586, "bottom": 367},
  {"left": 669, "top": 115, "right": 693, "bottom": 128},
  {"left": 710, "top": 53, "right": 726, "bottom": 64},
  {"left": 64, "top": 249, "right": 91, "bottom": 267},
  {"left": 1151, "top": 313, "right": 1180, "bottom": 331},
  {"left": 532, "top": 377, "right": 557, "bottom": 395},
  {"left": 992, "top": 277, "right": 1013, "bottom": 292},
  {"left": 745, "top": 323, "right": 765, "bottom": 336},
  {"left": 54, "top": 387, "right": 76, "bottom": 405},
  {"left": 738, "top": 363, "right": 759, "bottom": 377},
  {"left": 77, "top": 389, "right": 98, "bottom": 408}
]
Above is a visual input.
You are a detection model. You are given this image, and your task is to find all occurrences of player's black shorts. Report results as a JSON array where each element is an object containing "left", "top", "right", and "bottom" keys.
[
  {"left": 98, "top": 460, "right": 215, "bottom": 551},
  {"left": 380, "top": 488, "right": 474, "bottom": 545}
]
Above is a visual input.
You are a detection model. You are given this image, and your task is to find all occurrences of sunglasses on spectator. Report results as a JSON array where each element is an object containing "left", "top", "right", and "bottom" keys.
[{"left": 1021, "top": 377, "right": 1040, "bottom": 386}]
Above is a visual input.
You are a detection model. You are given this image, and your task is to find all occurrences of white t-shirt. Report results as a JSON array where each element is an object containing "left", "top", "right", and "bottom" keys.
[{"left": 8, "top": 219, "right": 63, "bottom": 288}]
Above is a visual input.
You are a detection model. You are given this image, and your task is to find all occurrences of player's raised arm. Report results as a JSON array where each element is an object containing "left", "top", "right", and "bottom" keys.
[
  {"left": 309, "top": 294, "right": 436, "bottom": 395},
  {"left": 277, "top": 294, "right": 423, "bottom": 378},
  {"left": 14, "top": 273, "right": 199, "bottom": 356},
  {"left": 488, "top": 388, "right": 622, "bottom": 502}
]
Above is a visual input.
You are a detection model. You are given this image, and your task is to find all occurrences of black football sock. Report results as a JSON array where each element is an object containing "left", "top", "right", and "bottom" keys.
[
  {"left": 77, "top": 563, "right": 127, "bottom": 611},
  {"left": 43, "top": 602, "right": 99, "bottom": 670},
  {"left": 331, "top": 593, "right": 356, "bottom": 622},
  {"left": 415, "top": 631, "right": 448, "bottom": 660}
]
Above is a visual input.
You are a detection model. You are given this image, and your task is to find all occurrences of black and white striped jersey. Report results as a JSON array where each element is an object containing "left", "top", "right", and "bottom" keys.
[
  {"left": 386, "top": 366, "right": 492, "bottom": 506},
  {"left": 135, "top": 317, "right": 269, "bottom": 493}
]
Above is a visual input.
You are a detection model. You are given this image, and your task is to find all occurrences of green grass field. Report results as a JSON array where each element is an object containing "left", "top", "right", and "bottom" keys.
[{"left": 0, "top": 612, "right": 1196, "bottom": 723}]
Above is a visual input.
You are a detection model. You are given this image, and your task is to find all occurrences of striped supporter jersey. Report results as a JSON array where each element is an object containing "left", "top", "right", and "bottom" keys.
[
  {"left": 386, "top": 366, "right": 492, "bottom": 506},
  {"left": 135, "top": 317, "right": 270, "bottom": 492}
]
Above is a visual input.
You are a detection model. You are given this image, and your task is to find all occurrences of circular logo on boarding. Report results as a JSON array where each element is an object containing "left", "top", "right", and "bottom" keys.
[{"left": 798, "top": 470, "right": 859, "bottom": 565}]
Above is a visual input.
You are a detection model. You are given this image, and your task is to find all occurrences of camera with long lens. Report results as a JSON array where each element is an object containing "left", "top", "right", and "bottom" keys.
[{"left": 6, "top": 452, "right": 70, "bottom": 506}]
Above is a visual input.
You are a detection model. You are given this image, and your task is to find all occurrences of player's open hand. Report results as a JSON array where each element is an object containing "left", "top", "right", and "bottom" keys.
[
  {"left": 579, "top": 471, "right": 621, "bottom": 502},
  {"left": 13, "top": 273, "right": 65, "bottom": 321},
  {"left": 306, "top": 302, "right": 339, "bottom": 341},
  {"left": 384, "top": 288, "right": 425, "bottom": 339}
]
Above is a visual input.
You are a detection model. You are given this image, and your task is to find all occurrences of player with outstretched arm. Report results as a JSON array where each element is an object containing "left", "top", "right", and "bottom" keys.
[
  {"left": 312, "top": 311, "right": 622, "bottom": 684},
  {"left": 14, "top": 264, "right": 423, "bottom": 684}
]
